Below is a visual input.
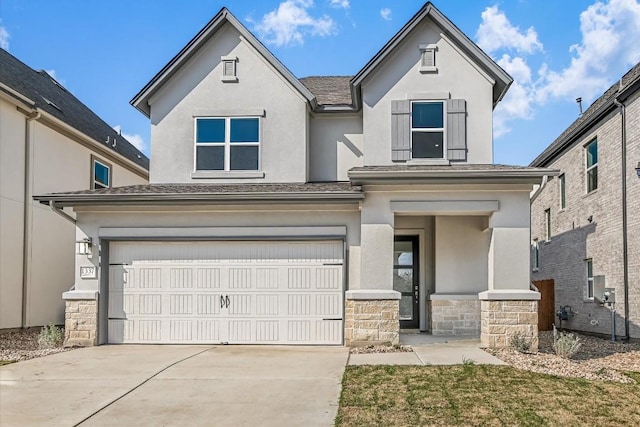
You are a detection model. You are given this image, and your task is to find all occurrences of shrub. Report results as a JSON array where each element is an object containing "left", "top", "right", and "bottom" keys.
[
  {"left": 510, "top": 332, "right": 532, "bottom": 353},
  {"left": 553, "top": 331, "right": 582, "bottom": 359},
  {"left": 38, "top": 323, "right": 64, "bottom": 349}
]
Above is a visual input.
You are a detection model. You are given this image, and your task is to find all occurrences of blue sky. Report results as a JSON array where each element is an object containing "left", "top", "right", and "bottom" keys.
[{"left": 1, "top": 0, "right": 640, "bottom": 165}]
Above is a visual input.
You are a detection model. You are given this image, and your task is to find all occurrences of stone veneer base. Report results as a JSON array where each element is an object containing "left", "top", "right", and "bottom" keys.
[
  {"left": 345, "top": 299, "right": 399, "bottom": 346},
  {"left": 64, "top": 299, "right": 98, "bottom": 347},
  {"left": 431, "top": 299, "right": 481, "bottom": 336},
  {"left": 481, "top": 300, "right": 538, "bottom": 350}
]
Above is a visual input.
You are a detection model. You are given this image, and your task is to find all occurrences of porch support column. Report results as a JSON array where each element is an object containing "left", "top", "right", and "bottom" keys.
[
  {"left": 345, "top": 194, "right": 400, "bottom": 346},
  {"left": 480, "top": 199, "right": 540, "bottom": 350}
]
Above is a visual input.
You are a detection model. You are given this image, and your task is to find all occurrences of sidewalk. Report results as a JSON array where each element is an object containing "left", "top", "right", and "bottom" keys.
[{"left": 347, "top": 335, "right": 507, "bottom": 366}]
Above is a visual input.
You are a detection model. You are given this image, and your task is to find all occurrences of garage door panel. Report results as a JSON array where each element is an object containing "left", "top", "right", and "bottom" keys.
[{"left": 108, "top": 241, "right": 343, "bottom": 345}]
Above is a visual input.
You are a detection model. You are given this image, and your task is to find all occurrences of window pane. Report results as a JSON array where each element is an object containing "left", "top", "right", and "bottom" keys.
[
  {"left": 94, "top": 162, "right": 110, "bottom": 186},
  {"left": 196, "top": 146, "right": 224, "bottom": 170},
  {"left": 230, "top": 145, "right": 259, "bottom": 170},
  {"left": 587, "top": 167, "right": 598, "bottom": 192},
  {"left": 393, "top": 268, "right": 413, "bottom": 293},
  {"left": 412, "top": 102, "right": 443, "bottom": 128},
  {"left": 197, "top": 119, "right": 225, "bottom": 143},
  {"left": 560, "top": 174, "right": 566, "bottom": 209},
  {"left": 399, "top": 296, "right": 414, "bottom": 320},
  {"left": 230, "top": 118, "right": 259, "bottom": 143},
  {"left": 412, "top": 132, "right": 443, "bottom": 158},
  {"left": 586, "top": 141, "right": 598, "bottom": 167},
  {"left": 587, "top": 260, "right": 593, "bottom": 277},
  {"left": 394, "top": 242, "right": 413, "bottom": 265}
]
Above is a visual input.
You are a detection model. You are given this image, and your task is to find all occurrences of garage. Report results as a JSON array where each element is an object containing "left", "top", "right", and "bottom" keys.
[{"left": 107, "top": 240, "right": 344, "bottom": 345}]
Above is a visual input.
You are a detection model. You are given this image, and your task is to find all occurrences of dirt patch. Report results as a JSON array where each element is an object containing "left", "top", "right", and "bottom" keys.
[
  {"left": 0, "top": 329, "right": 72, "bottom": 363},
  {"left": 350, "top": 344, "right": 413, "bottom": 354},
  {"left": 488, "top": 330, "right": 640, "bottom": 383}
]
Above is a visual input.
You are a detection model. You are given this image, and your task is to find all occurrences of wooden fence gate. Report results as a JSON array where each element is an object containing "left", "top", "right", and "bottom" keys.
[{"left": 533, "top": 279, "right": 555, "bottom": 331}]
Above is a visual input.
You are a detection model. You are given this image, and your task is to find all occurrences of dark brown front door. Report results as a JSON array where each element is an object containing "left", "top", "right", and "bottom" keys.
[{"left": 393, "top": 236, "right": 419, "bottom": 329}]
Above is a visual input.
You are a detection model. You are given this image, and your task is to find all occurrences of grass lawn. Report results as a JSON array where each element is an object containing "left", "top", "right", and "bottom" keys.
[{"left": 336, "top": 365, "right": 640, "bottom": 426}]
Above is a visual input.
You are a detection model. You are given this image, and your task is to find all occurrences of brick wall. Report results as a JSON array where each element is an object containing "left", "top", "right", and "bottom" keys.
[
  {"left": 345, "top": 299, "right": 399, "bottom": 346},
  {"left": 481, "top": 300, "right": 538, "bottom": 350},
  {"left": 64, "top": 299, "right": 98, "bottom": 347},
  {"left": 531, "top": 90, "right": 640, "bottom": 339},
  {"left": 431, "top": 299, "right": 481, "bottom": 335}
]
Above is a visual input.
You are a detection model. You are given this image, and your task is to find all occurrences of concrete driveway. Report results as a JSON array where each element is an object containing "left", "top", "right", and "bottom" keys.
[{"left": 0, "top": 345, "right": 349, "bottom": 427}]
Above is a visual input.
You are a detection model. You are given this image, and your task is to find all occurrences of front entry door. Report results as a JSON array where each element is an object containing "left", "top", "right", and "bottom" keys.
[{"left": 393, "top": 236, "right": 419, "bottom": 329}]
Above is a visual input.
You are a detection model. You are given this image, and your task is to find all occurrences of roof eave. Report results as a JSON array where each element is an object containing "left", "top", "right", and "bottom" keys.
[
  {"left": 34, "top": 191, "right": 365, "bottom": 207},
  {"left": 348, "top": 169, "right": 559, "bottom": 185},
  {"left": 130, "top": 8, "right": 317, "bottom": 119}
]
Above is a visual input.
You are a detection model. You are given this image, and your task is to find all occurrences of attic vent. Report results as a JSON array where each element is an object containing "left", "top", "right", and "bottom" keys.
[
  {"left": 41, "top": 96, "right": 62, "bottom": 112},
  {"left": 419, "top": 44, "right": 437, "bottom": 73},
  {"left": 221, "top": 55, "right": 238, "bottom": 82}
]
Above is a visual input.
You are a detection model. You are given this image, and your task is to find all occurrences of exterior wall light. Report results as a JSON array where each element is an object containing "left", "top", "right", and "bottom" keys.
[
  {"left": 75, "top": 238, "right": 93, "bottom": 256},
  {"left": 636, "top": 162, "right": 640, "bottom": 178}
]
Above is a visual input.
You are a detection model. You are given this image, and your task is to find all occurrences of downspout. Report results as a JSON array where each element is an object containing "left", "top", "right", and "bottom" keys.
[
  {"left": 21, "top": 110, "right": 41, "bottom": 328},
  {"left": 48, "top": 201, "right": 77, "bottom": 225},
  {"left": 613, "top": 97, "right": 630, "bottom": 340}
]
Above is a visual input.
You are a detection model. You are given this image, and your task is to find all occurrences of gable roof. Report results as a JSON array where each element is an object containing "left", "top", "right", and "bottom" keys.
[
  {"left": 350, "top": 2, "right": 512, "bottom": 109},
  {"left": 530, "top": 61, "right": 640, "bottom": 167},
  {"left": 131, "top": 7, "right": 317, "bottom": 117},
  {"left": 0, "top": 48, "right": 149, "bottom": 170}
]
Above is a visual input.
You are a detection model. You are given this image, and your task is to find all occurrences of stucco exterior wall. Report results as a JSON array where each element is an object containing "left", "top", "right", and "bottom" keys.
[
  {"left": 149, "top": 23, "right": 308, "bottom": 184},
  {"left": 360, "top": 17, "right": 494, "bottom": 166},
  {"left": 0, "top": 101, "right": 147, "bottom": 329},
  {"left": 308, "top": 114, "right": 363, "bottom": 182},
  {"left": 531, "top": 90, "right": 640, "bottom": 339}
]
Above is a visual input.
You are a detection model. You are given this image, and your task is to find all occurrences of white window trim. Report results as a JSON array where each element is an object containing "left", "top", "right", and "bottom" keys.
[
  {"left": 410, "top": 100, "right": 446, "bottom": 161},
  {"left": 585, "top": 139, "right": 598, "bottom": 193},
  {"left": 92, "top": 158, "right": 111, "bottom": 189},
  {"left": 559, "top": 173, "right": 566, "bottom": 210},
  {"left": 418, "top": 44, "right": 437, "bottom": 73},
  {"left": 194, "top": 116, "right": 261, "bottom": 173},
  {"left": 532, "top": 239, "right": 539, "bottom": 271},
  {"left": 544, "top": 208, "right": 551, "bottom": 241},
  {"left": 586, "top": 258, "right": 594, "bottom": 300}
]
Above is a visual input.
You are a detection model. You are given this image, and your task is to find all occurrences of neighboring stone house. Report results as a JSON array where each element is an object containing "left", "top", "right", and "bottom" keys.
[
  {"left": 0, "top": 49, "right": 149, "bottom": 330},
  {"left": 35, "top": 2, "right": 553, "bottom": 348},
  {"left": 530, "top": 62, "right": 640, "bottom": 340}
]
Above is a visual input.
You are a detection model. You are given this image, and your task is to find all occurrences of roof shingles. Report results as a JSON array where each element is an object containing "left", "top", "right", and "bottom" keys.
[{"left": 299, "top": 76, "right": 353, "bottom": 106}]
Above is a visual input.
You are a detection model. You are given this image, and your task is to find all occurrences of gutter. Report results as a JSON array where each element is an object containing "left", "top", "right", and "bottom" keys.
[
  {"left": 34, "top": 191, "right": 365, "bottom": 208},
  {"left": 348, "top": 168, "right": 559, "bottom": 185},
  {"left": 613, "top": 97, "right": 630, "bottom": 340},
  {"left": 21, "top": 110, "right": 41, "bottom": 328}
]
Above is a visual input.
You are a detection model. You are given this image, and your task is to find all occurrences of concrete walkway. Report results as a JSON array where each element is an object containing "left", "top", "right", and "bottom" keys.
[
  {"left": 0, "top": 345, "right": 348, "bottom": 427},
  {"left": 348, "top": 335, "right": 506, "bottom": 366}
]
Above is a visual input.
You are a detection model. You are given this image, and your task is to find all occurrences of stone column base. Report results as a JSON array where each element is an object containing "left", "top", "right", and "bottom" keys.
[
  {"left": 431, "top": 295, "right": 481, "bottom": 336},
  {"left": 481, "top": 300, "right": 539, "bottom": 350},
  {"left": 345, "top": 290, "right": 400, "bottom": 347},
  {"left": 63, "top": 291, "right": 98, "bottom": 347}
]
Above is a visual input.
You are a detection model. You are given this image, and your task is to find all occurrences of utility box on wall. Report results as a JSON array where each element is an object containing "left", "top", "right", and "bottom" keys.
[{"left": 593, "top": 275, "right": 607, "bottom": 303}]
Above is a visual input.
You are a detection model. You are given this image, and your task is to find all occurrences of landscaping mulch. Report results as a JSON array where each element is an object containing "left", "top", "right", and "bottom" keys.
[
  {"left": 0, "top": 329, "right": 70, "bottom": 363},
  {"left": 488, "top": 330, "right": 640, "bottom": 383}
]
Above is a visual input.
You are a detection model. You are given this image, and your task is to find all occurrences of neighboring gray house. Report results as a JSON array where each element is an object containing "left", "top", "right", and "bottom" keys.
[
  {"left": 36, "top": 2, "right": 553, "bottom": 348},
  {"left": 0, "top": 48, "right": 149, "bottom": 331},
  {"left": 530, "top": 62, "right": 640, "bottom": 340}
]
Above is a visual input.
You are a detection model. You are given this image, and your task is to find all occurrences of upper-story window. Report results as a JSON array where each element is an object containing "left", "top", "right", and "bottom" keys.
[
  {"left": 585, "top": 139, "right": 598, "bottom": 193},
  {"left": 559, "top": 173, "right": 566, "bottom": 209},
  {"left": 411, "top": 101, "right": 445, "bottom": 159},
  {"left": 195, "top": 117, "right": 260, "bottom": 171},
  {"left": 544, "top": 208, "right": 551, "bottom": 241},
  {"left": 92, "top": 156, "right": 111, "bottom": 189}
]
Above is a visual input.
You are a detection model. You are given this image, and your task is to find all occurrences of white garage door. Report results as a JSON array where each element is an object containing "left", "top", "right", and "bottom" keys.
[{"left": 108, "top": 241, "right": 344, "bottom": 345}]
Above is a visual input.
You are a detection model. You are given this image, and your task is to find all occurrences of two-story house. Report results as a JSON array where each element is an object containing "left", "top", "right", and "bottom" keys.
[
  {"left": 530, "top": 62, "right": 640, "bottom": 340},
  {"left": 35, "top": 2, "right": 553, "bottom": 348},
  {"left": 0, "top": 48, "right": 149, "bottom": 331}
]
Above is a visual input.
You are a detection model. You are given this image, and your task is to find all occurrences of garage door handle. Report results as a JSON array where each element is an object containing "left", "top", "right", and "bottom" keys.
[
  {"left": 323, "top": 263, "right": 343, "bottom": 266},
  {"left": 220, "top": 295, "right": 230, "bottom": 309},
  {"left": 322, "top": 318, "right": 343, "bottom": 321}
]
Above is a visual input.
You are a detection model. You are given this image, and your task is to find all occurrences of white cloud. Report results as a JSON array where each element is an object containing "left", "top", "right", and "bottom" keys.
[
  {"left": 476, "top": 5, "right": 543, "bottom": 54},
  {"left": 0, "top": 21, "right": 10, "bottom": 50},
  {"left": 253, "top": 0, "right": 336, "bottom": 47},
  {"left": 536, "top": 0, "right": 640, "bottom": 103},
  {"left": 493, "top": 55, "right": 537, "bottom": 138},
  {"left": 113, "top": 125, "right": 146, "bottom": 152},
  {"left": 380, "top": 8, "right": 392, "bottom": 21},
  {"left": 329, "top": 0, "right": 349, "bottom": 9}
]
